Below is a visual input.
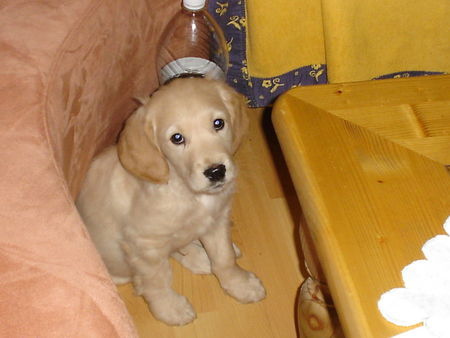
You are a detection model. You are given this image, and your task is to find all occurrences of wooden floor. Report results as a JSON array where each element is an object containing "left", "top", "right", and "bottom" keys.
[{"left": 117, "top": 108, "right": 305, "bottom": 338}]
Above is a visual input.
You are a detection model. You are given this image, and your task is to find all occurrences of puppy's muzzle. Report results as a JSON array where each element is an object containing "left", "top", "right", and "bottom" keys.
[{"left": 203, "top": 164, "right": 226, "bottom": 182}]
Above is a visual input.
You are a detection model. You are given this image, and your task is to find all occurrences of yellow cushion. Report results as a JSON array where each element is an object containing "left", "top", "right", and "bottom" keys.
[
  {"left": 208, "top": 0, "right": 450, "bottom": 107},
  {"left": 322, "top": 0, "right": 450, "bottom": 83}
]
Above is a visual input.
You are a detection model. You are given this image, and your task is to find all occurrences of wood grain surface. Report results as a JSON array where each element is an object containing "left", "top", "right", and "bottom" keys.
[{"left": 272, "top": 75, "right": 450, "bottom": 337}]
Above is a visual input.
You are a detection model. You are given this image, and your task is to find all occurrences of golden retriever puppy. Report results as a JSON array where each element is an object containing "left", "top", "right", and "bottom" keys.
[{"left": 76, "top": 78, "right": 265, "bottom": 326}]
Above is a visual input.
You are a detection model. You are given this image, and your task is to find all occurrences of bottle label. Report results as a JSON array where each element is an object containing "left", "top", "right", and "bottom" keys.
[{"left": 160, "top": 57, "right": 225, "bottom": 84}]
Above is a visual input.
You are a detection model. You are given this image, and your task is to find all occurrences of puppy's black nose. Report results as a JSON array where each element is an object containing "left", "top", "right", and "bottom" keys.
[{"left": 203, "top": 164, "right": 226, "bottom": 182}]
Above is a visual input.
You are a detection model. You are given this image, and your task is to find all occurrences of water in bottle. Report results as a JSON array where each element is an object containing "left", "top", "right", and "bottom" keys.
[{"left": 157, "top": 0, "right": 228, "bottom": 84}]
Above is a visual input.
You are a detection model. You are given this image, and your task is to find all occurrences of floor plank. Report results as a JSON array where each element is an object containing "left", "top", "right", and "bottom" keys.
[{"left": 117, "top": 108, "right": 304, "bottom": 338}]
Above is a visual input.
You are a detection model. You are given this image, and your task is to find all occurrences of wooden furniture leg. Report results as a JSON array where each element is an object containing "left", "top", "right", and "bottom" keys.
[{"left": 297, "top": 224, "right": 343, "bottom": 337}]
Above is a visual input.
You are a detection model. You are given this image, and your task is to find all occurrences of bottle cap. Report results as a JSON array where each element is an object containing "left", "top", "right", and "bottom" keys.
[{"left": 183, "top": 0, "right": 205, "bottom": 11}]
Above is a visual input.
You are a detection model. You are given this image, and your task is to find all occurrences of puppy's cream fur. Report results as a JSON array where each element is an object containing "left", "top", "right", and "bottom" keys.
[{"left": 76, "top": 78, "right": 265, "bottom": 326}]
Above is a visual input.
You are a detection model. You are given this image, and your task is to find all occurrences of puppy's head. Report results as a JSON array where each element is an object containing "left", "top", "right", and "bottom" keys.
[{"left": 118, "top": 78, "right": 249, "bottom": 193}]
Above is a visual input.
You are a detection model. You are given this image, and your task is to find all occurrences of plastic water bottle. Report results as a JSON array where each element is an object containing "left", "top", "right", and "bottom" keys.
[{"left": 157, "top": 0, "right": 228, "bottom": 84}]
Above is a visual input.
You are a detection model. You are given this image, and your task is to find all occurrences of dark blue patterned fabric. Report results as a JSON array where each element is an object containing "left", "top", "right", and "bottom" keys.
[
  {"left": 207, "top": 1, "right": 445, "bottom": 107},
  {"left": 207, "top": 1, "right": 327, "bottom": 107},
  {"left": 374, "top": 71, "right": 445, "bottom": 80}
]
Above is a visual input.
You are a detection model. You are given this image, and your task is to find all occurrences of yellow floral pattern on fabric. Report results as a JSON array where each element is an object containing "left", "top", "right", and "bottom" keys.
[
  {"left": 261, "top": 78, "right": 285, "bottom": 93},
  {"left": 309, "top": 64, "right": 325, "bottom": 81},
  {"left": 227, "top": 16, "right": 246, "bottom": 30},
  {"left": 241, "top": 59, "right": 249, "bottom": 80},
  {"left": 208, "top": 1, "right": 327, "bottom": 107},
  {"left": 374, "top": 71, "right": 443, "bottom": 80},
  {"left": 394, "top": 73, "right": 410, "bottom": 78},
  {"left": 240, "top": 60, "right": 252, "bottom": 88},
  {"left": 215, "top": 2, "right": 228, "bottom": 16},
  {"left": 261, "top": 80, "right": 271, "bottom": 88},
  {"left": 226, "top": 37, "right": 234, "bottom": 52},
  {"left": 209, "top": 1, "right": 446, "bottom": 107}
]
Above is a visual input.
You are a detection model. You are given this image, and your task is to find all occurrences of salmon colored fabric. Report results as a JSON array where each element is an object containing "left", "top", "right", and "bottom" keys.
[{"left": 0, "top": 0, "right": 178, "bottom": 336}]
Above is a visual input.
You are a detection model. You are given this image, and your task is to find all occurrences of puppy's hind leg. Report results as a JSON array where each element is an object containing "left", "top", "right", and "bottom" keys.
[
  {"left": 172, "top": 240, "right": 211, "bottom": 274},
  {"left": 172, "top": 239, "right": 242, "bottom": 275}
]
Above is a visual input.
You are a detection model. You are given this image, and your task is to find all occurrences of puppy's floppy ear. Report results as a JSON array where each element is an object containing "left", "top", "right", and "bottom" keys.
[
  {"left": 215, "top": 82, "right": 249, "bottom": 153},
  {"left": 117, "top": 105, "right": 169, "bottom": 183}
]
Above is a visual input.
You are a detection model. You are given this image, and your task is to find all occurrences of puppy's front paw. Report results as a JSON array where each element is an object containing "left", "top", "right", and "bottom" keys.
[
  {"left": 147, "top": 291, "right": 196, "bottom": 326},
  {"left": 221, "top": 269, "right": 266, "bottom": 303}
]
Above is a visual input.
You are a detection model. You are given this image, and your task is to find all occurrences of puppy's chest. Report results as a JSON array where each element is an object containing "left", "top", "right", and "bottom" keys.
[
  {"left": 173, "top": 194, "right": 227, "bottom": 233},
  {"left": 135, "top": 191, "right": 230, "bottom": 239},
  {"left": 170, "top": 200, "right": 226, "bottom": 251}
]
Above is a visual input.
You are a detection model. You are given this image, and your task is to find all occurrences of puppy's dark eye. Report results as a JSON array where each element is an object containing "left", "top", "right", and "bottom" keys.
[
  {"left": 213, "top": 119, "right": 225, "bottom": 131},
  {"left": 170, "top": 133, "right": 185, "bottom": 145}
]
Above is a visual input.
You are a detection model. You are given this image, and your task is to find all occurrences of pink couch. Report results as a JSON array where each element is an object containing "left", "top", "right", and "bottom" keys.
[{"left": 0, "top": 0, "right": 178, "bottom": 336}]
